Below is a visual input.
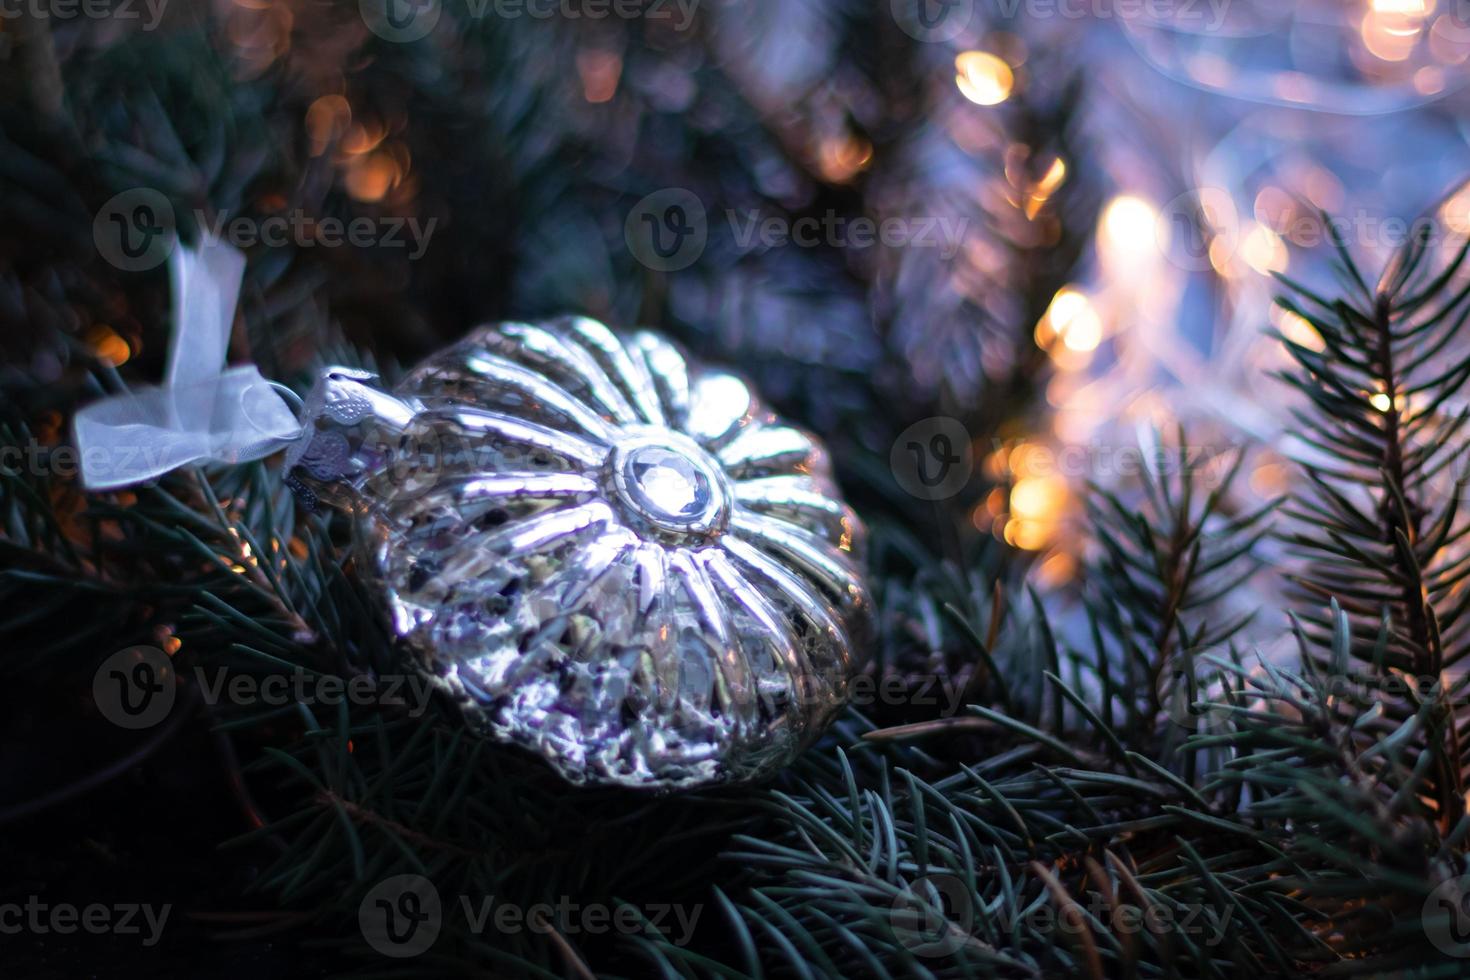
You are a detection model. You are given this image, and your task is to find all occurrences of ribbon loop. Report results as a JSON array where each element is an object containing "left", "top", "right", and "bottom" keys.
[{"left": 74, "top": 236, "right": 302, "bottom": 491}]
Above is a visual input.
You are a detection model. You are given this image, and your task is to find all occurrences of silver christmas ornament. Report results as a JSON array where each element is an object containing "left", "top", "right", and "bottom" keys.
[{"left": 286, "top": 317, "right": 872, "bottom": 788}]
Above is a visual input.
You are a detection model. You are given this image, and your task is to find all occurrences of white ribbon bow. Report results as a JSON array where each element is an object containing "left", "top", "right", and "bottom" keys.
[{"left": 74, "top": 236, "right": 303, "bottom": 490}]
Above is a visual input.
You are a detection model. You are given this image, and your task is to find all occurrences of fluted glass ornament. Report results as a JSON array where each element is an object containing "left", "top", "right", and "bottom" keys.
[{"left": 286, "top": 317, "right": 872, "bottom": 788}]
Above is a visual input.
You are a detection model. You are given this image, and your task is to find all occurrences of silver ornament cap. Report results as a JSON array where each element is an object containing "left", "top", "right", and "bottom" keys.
[{"left": 287, "top": 317, "right": 872, "bottom": 788}]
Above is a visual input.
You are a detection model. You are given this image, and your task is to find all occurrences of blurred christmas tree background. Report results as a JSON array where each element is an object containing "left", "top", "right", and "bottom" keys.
[{"left": 6, "top": 0, "right": 1470, "bottom": 976}]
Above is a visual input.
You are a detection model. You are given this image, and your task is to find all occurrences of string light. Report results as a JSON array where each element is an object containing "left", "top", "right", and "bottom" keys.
[
  {"left": 306, "top": 95, "right": 351, "bottom": 157},
  {"left": 818, "top": 134, "right": 873, "bottom": 183},
  {"left": 955, "top": 51, "right": 1014, "bottom": 106},
  {"left": 1250, "top": 460, "right": 1291, "bottom": 497},
  {"left": 996, "top": 444, "right": 1070, "bottom": 552},
  {"left": 1363, "top": 0, "right": 1432, "bottom": 62},
  {"left": 1033, "top": 552, "right": 1076, "bottom": 588},
  {"left": 1037, "top": 286, "right": 1103, "bottom": 359},
  {"left": 339, "top": 115, "right": 389, "bottom": 161},
  {"left": 1025, "top": 157, "right": 1068, "bottom": 220},
  {"left": 1100, "top": 196, "right": 1163, "bottom": 272},
  {"left": 577, "top": 49, "right": 622, "bottom": 104},
  {"left": 1006, "top": 472, "right": 1068, "bottom": 551},
  {"left": 1240, "top": 222, "right": 1289, "bottom": 276},
  {"left": 1274, "top": 307, "right": 1325, "bottom": 352},
  {"left": 86, "top": 325, "right": 131, "bottom": 367},
  {"left": 1441, "top": 182, "right": 1470, "bottom": 234},
  {"left": 1414, "top": 66, "right": 1445, "bottom": 94},
  {"left": 345, "top": 147, "right": 405, "bottom": 203}
]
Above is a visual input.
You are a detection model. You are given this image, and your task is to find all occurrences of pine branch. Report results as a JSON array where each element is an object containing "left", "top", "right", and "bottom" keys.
[
  {"left": 1082, "top": 429, "right": 1273, "bottom": 744},
  {"left": 9, "top": 6, "right": 1470, "bottom": 979},
  {"left": 1276, "top": 224, "right": 1470, "bottom": 829}
]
